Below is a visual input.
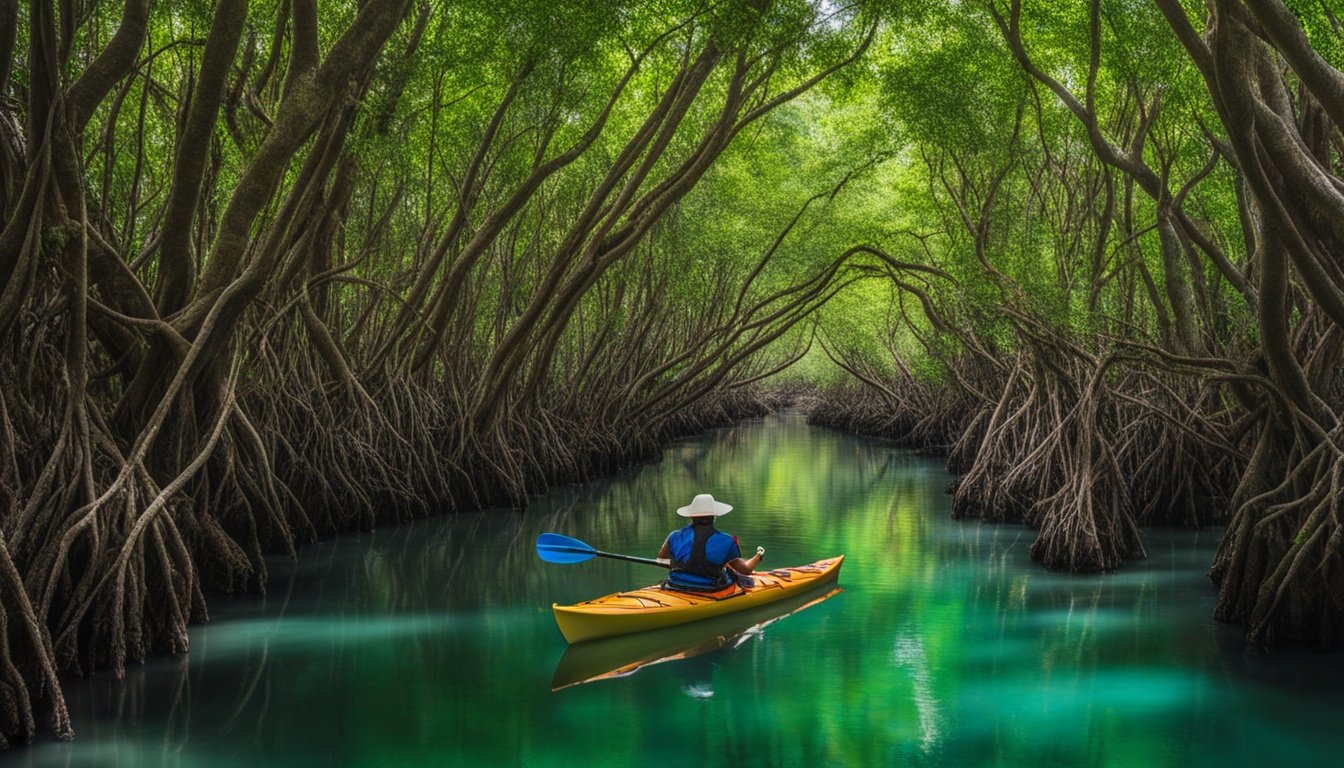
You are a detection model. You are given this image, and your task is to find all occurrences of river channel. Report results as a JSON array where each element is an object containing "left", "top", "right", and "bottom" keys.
[{"left": 5, "top": 412, "right": 1341, "bottom": 767}]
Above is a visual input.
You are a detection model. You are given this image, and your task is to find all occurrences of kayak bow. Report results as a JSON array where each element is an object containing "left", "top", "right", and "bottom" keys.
[{"left": 551, "top": 555, "right": 844, "bottom": 643}]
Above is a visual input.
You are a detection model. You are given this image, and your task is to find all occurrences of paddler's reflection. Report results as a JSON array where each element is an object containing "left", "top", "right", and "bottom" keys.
[
  {"left": 671, "top": 641, "right": 730, "bottom": 699},
  {"left": 680, "top": 681, "right": 715, "bottom": 699}
]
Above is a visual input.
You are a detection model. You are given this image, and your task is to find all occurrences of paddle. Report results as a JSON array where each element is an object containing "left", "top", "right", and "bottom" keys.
[{"left": 536, "top": 532, "right": 670, "bottom": 569}]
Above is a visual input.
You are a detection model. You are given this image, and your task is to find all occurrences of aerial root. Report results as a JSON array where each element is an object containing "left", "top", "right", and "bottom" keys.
[
  {"left": 1212, "top": 418, "right": 1344, "bottom": 648},
  {"left": 807, "top": 343, "right": 1242, "bottom": 572}
]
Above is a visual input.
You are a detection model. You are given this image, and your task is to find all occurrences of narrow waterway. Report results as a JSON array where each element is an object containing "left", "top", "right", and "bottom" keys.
[{"left": 6, "top": 412, "right": 1341, "bottom": 767}]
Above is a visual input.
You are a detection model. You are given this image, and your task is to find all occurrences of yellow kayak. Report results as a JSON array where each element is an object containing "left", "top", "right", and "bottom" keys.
[
  {"left": 551, "top": 555, "right": 844, "bottom": 643},
  {"left": 551, "top": 586, "right": 842, "bottom": 690}
]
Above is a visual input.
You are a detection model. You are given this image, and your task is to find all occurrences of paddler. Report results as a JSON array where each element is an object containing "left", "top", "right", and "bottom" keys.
[{"left": 656, "top": 493, "right": 765, "bottom": 591}]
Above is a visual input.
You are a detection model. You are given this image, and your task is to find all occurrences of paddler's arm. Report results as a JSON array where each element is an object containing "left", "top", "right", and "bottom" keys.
[{"left": 728, "top": 547, "right": 764, "bottom": 575}]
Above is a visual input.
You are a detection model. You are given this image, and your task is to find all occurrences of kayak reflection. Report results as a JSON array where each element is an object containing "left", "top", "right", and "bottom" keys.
[{"left": 551, "top": 586, "right": 842, "bottom": 691}]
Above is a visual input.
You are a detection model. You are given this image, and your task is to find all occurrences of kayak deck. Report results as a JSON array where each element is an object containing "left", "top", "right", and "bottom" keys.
[{"left": 552, "top": 555, "right": 844, "bottom": 643}]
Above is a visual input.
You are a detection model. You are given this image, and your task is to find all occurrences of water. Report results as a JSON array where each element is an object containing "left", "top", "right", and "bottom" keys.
[{"left": 6, "top": 412, "right": 1342, "bottom": 767}]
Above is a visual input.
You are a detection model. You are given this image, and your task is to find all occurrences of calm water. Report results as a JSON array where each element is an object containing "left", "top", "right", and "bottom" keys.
[{"left": 6, "top": 413, "right": 1343, "bottom": 767}]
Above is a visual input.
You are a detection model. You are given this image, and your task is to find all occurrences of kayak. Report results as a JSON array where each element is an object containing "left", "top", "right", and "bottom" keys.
[
  {"left": 551, "top": 586, "right": 842, "bottom": 690},
  {"left": 551, "top": 555, "right": 844, "bottom": 643}
]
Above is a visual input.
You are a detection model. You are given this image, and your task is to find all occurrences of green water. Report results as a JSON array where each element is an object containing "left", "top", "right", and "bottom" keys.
[{"left": 6, "top": 413, "right": 1342, "bottom": 767}]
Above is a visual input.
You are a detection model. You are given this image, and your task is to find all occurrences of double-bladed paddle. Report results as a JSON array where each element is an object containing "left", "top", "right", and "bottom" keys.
[{"left": 536, "top": 532, "right": 669, "bottom": 568}]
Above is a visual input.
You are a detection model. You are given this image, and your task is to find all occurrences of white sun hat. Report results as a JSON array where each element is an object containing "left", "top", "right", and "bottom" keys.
[{"left": 676, "top": 493, "right": 733, "bottom": 518}]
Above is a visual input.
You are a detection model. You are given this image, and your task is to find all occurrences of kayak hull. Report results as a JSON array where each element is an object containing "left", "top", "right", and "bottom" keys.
[
  {"left": 551, "top": 586, "right": 842, "bottom": 690},
  {"left": 552, "top": 555, "right": 844, "bottom": 643}
]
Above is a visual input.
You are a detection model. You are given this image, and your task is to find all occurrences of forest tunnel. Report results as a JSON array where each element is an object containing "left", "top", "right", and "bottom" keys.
[{"left": 1, "top": 0, "right": 1343, "bottom": 747}]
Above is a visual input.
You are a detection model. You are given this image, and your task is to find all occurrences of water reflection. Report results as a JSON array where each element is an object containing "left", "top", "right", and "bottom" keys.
[{"left": 5, "top": 413, "right": 1343, "bottom": 768}]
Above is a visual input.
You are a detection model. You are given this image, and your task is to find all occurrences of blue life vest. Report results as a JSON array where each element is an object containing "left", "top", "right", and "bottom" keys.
[{"left": 665, "top": 521, "right": 741, "bottom": 590}]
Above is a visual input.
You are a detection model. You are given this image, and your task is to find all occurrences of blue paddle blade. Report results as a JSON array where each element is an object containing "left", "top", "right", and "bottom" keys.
[{"left": 537, "top": 532, "right": 598, "bottom": 564}]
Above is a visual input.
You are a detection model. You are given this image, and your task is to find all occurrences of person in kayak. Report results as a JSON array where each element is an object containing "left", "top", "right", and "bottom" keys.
[{"left": 657, "top": 493, "right": 764, "bottom": 591}]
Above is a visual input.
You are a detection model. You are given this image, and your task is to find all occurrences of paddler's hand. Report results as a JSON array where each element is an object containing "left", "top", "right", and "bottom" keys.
[{"left": 756, "top": 546, "right": 765, "bottom": 560}]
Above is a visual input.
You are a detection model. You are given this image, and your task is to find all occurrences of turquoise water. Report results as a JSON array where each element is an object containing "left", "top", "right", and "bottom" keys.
[{"left": 5, "top": 412, "right": 1342, "bottom": 767}]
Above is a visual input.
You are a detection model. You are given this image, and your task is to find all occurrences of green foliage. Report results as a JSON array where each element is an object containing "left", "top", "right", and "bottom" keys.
[
  {"left": 877, "top": 3, "right": 1023, "bottom": 153},
  {"left": 38, "top": 0, "right": 1258, "bottom": 389}
]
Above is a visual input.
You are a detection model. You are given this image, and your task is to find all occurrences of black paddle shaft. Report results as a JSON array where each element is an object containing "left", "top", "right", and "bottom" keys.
[{"left": 585, "top": 548, "right": 670, "bottom": 569}]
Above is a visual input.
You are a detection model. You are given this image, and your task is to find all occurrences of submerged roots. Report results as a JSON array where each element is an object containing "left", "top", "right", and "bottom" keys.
[
  {"left": 0, "top": 308, "right": 779, "bottom": 745},
  {"left": 806, "top": 322, "right": 1344, "bottom": 650}
]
